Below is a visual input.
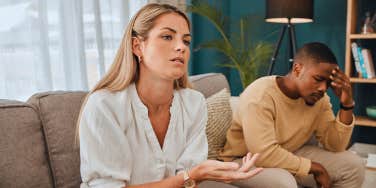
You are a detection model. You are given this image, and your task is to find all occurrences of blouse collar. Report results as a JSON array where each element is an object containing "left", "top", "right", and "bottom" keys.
[{"left": 129, "top": 83, "right": 178, "bottom": 117}]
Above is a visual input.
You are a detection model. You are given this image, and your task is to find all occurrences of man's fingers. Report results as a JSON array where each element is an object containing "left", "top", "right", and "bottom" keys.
[
  {"left": 331, "top": 68, "right": 350, "bottom": 86},
  {"left": 330, "top": 73, "right": 346, "bottom": 84},
  {"left": 330, "top": 75, "right": 350, "bottom": 90},
  {"left": 337, "top": 71, "right": 350, "bottom": 83}
]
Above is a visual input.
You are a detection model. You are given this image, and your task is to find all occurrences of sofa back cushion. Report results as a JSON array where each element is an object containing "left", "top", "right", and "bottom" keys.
[
  {"left": 28, "top": 92, "right": 87, "bottom": 188},
  {"left": 0, "top": 100, "right": 53, "bottom": 188},
  {"left": 205, "top": 89, "right": 232, "bottom": 159},
  {"left": 23, "top": 73, "right": 229, "bottom": 187},
  {"left": 190, "top": 73, "right": 230, "bottom": 98}
]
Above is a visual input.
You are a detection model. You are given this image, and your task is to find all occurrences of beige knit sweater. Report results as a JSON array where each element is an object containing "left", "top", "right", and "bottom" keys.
[{"left": 219, "top": 76, "right": 354, "bottom": 177}]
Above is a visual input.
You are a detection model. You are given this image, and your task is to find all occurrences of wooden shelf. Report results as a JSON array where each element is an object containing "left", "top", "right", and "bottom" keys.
[
  {"left": 355, "top": 116, "right": 376, "bottom": 127},
  {"left": 350, "top": 78, "right": 376, "bottom": 83},
  {"left": 346, "top": 0, "right": 376, "bottom": 129},
  {"left": 350, "top": 34, "right": 376, "bottom": 39}
]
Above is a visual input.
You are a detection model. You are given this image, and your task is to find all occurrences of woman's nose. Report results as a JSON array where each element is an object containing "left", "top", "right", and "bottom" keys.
[{"left": 175, "top": 41, "right": 186, "bottom": 53}]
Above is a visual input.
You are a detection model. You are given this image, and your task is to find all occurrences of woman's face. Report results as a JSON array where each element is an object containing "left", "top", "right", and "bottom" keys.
[{"left": 134, "top": 13, "right": 191, "bottom": 81}]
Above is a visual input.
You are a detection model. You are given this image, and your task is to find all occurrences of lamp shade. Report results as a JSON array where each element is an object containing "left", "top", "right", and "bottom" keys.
[{"left": 265, "top": 0, "right": 314, "bottom": 23}]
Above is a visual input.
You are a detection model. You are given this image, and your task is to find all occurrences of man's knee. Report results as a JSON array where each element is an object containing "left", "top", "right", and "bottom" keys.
[
  {"left": 335, "top": 151, "right": 365, "bottom": 186},
  {"left": 270, "top": 169, "right": 298, "bottom": 188},
  {"left": 344, "top": 152, "right": 365, "bottom": 180}
]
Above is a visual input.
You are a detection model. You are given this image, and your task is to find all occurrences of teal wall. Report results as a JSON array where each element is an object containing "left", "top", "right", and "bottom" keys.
[{"left": 190, "top": 0, "right": 376, "bottom": 144}]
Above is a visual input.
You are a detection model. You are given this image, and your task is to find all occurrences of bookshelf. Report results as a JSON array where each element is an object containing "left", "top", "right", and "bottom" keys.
[
  {"left": 356, "top": 116, "right": 376, "bottom": 127},
  {"left": 345, "top": 0, "right": 376, "bottom": 127},
  {"left": 350, "top": 34, "right": 376, "bottom": 39},
  {"left": 350, "top": 78, "right": 376, "bottom": 83}
]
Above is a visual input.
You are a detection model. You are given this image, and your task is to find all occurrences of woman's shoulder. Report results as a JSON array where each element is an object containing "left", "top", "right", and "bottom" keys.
[
  {"left": 177, "top": 87, "right": 205, "bottom": 103},
  {"left": 175, "top": 88, "right": 206, "bottom": 114},
  {"left": 86, "top": 87, "right": 132, "bottom": 109}
]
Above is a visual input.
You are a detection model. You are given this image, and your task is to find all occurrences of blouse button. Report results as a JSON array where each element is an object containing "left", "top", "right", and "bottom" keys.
[{"left": 157, "top": 159, "right": 165, "bottom": 164}]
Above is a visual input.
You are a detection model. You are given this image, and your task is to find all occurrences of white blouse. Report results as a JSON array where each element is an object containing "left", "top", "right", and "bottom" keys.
[{"left": 79, "top": 83, "right": 208, "bottom": 188}]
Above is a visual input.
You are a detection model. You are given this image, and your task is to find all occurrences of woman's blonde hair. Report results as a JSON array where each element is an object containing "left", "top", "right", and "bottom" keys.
[
  {"left": 75, "top": 3, "right": 192, "bottom": 145},
  {"left": 93, "top": 3, "right": 191, "bottom": 93}
]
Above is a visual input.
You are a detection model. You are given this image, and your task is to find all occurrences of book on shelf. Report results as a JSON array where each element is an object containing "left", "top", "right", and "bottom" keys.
[
  {"left": 351, "top": 42, "right": 375, "bottom": 79},
  {"left": 351, "top": 42, "right": 363, "bottom": 77},
  {"left": 361, "top": 49, "right": 375, "bottom": 78}
]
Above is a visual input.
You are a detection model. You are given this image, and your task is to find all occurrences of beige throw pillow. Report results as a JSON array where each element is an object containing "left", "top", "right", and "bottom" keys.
[{"left": 205, "top": 88, "right": 232, "bottom": 160}]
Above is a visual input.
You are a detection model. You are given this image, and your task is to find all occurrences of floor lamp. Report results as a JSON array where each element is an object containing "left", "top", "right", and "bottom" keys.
[{"left": 265, "top": 0, "right": 314, "bottom": 75}]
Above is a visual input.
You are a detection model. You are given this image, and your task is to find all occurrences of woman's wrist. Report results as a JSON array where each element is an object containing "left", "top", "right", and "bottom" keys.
[{"left": 188, "top": 166, "right": 202, "bottom": 183}]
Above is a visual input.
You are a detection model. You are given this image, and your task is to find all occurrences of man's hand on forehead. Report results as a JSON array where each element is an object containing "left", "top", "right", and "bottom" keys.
[
  {"left": 329, "top": 66, "right": 348, "bottom": 88},
  {"left": 329, "top": 66, "right": 353, "bottom": 106}
]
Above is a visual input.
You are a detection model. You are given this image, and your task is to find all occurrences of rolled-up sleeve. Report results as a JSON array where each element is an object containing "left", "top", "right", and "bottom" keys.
[
  {"left": 176, "top": 96, "right": 208, "bottom": 173},
  {"left": 79, "top": 95, "right": 132, "bottom": 188}
]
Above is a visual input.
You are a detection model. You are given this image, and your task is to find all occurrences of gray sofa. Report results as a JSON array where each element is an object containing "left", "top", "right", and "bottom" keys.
[{"left": 0, "top": 73, "right": 236, "bottom": 188}]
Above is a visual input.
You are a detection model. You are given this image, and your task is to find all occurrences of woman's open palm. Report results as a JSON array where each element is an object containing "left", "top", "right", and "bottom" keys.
[{"left": 190, "top": 153, "right": 263, "bottom": 183}]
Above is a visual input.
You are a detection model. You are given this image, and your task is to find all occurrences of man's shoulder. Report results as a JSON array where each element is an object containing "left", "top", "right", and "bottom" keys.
[
  {"left": 235, "top": 76, "right": 280, "bottom": 112},
  {"left": 241, "top": 76, "right": 277, "bottom": 98}
]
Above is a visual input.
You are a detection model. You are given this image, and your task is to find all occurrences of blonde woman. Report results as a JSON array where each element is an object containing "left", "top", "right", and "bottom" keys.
[{"left": 79, "top": 3, "right": 262, "bottom": 188}]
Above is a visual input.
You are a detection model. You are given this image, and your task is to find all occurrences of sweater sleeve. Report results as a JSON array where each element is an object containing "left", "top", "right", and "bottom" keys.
[
  {"left": 240, "top": 94, "right": 311, "bottom": 177},
  {"left": 314, "top": 95, "right": 354, "bottom": 152}
]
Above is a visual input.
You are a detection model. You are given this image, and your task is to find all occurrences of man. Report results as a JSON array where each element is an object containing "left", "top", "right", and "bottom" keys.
[{"left": 219, "top": 42, "right": 365, "bottom": 188}]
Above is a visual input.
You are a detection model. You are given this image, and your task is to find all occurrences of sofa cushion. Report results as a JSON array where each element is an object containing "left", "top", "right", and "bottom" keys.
[
  {"left": 205, "top": 88, "right": 232, "bottom": 160},
  {"left": 0, "top": 100, "right": 53, "bottom": 188},
  {"left": 190, "top": 73, "right": 230, "bottom": 98},
  {"left": 28, "top": 92, "right": 87, "bottom": 188}
]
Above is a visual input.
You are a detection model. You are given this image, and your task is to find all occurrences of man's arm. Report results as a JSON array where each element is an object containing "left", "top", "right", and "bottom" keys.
[
  {"left": 240, "top": 94, "right": 311, "bottom": 177},
  {"left": 314, "top": 67, "right": 355, "bottom": 152},
  {"left": 314, "top": 94, "right": 354, "bottom": 152},
  {"left": 331, "top": 66, "right": 354, "bottom": 125},
  {"left": 239, "top": 89, "right": 331, "bottom": 187}
]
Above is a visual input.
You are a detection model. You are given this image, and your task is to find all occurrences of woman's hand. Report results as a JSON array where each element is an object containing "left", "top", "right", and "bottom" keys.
[{"left": 189, "top": 153, "right": 263, "bottom": 184}]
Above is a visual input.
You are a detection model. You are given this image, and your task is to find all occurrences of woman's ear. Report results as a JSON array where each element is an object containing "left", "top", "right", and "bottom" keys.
[{"left": 132, "top": 37, "right": 143, "bottom": 57}]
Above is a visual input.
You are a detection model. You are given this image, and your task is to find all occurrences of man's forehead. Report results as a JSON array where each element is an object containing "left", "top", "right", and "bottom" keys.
[{"left": 309, "top": 62, "right": 337, "bottom": 76}]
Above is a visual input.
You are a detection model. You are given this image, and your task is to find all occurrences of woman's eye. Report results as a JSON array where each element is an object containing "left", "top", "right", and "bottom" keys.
[
  {"left": 183, "top": 40, "right": 191, "bottom": 45},
  {"left": 162, "top": 35, "right": 172, "bottom": 40}
]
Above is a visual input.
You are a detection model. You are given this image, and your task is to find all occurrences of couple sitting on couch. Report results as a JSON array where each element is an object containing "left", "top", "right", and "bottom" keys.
[{"left": 78, "top": 3, "right": 364, "bottom": 188}]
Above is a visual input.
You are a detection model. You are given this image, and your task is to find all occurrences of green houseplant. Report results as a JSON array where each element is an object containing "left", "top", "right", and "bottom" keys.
[{"left": 188, "top": 0, "right": 274, "bottom": 88}]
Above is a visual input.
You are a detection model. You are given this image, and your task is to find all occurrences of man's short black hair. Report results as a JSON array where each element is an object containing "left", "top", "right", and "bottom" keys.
[{"left": 294, "top": 42, "right": 338, "bottom": 65}]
